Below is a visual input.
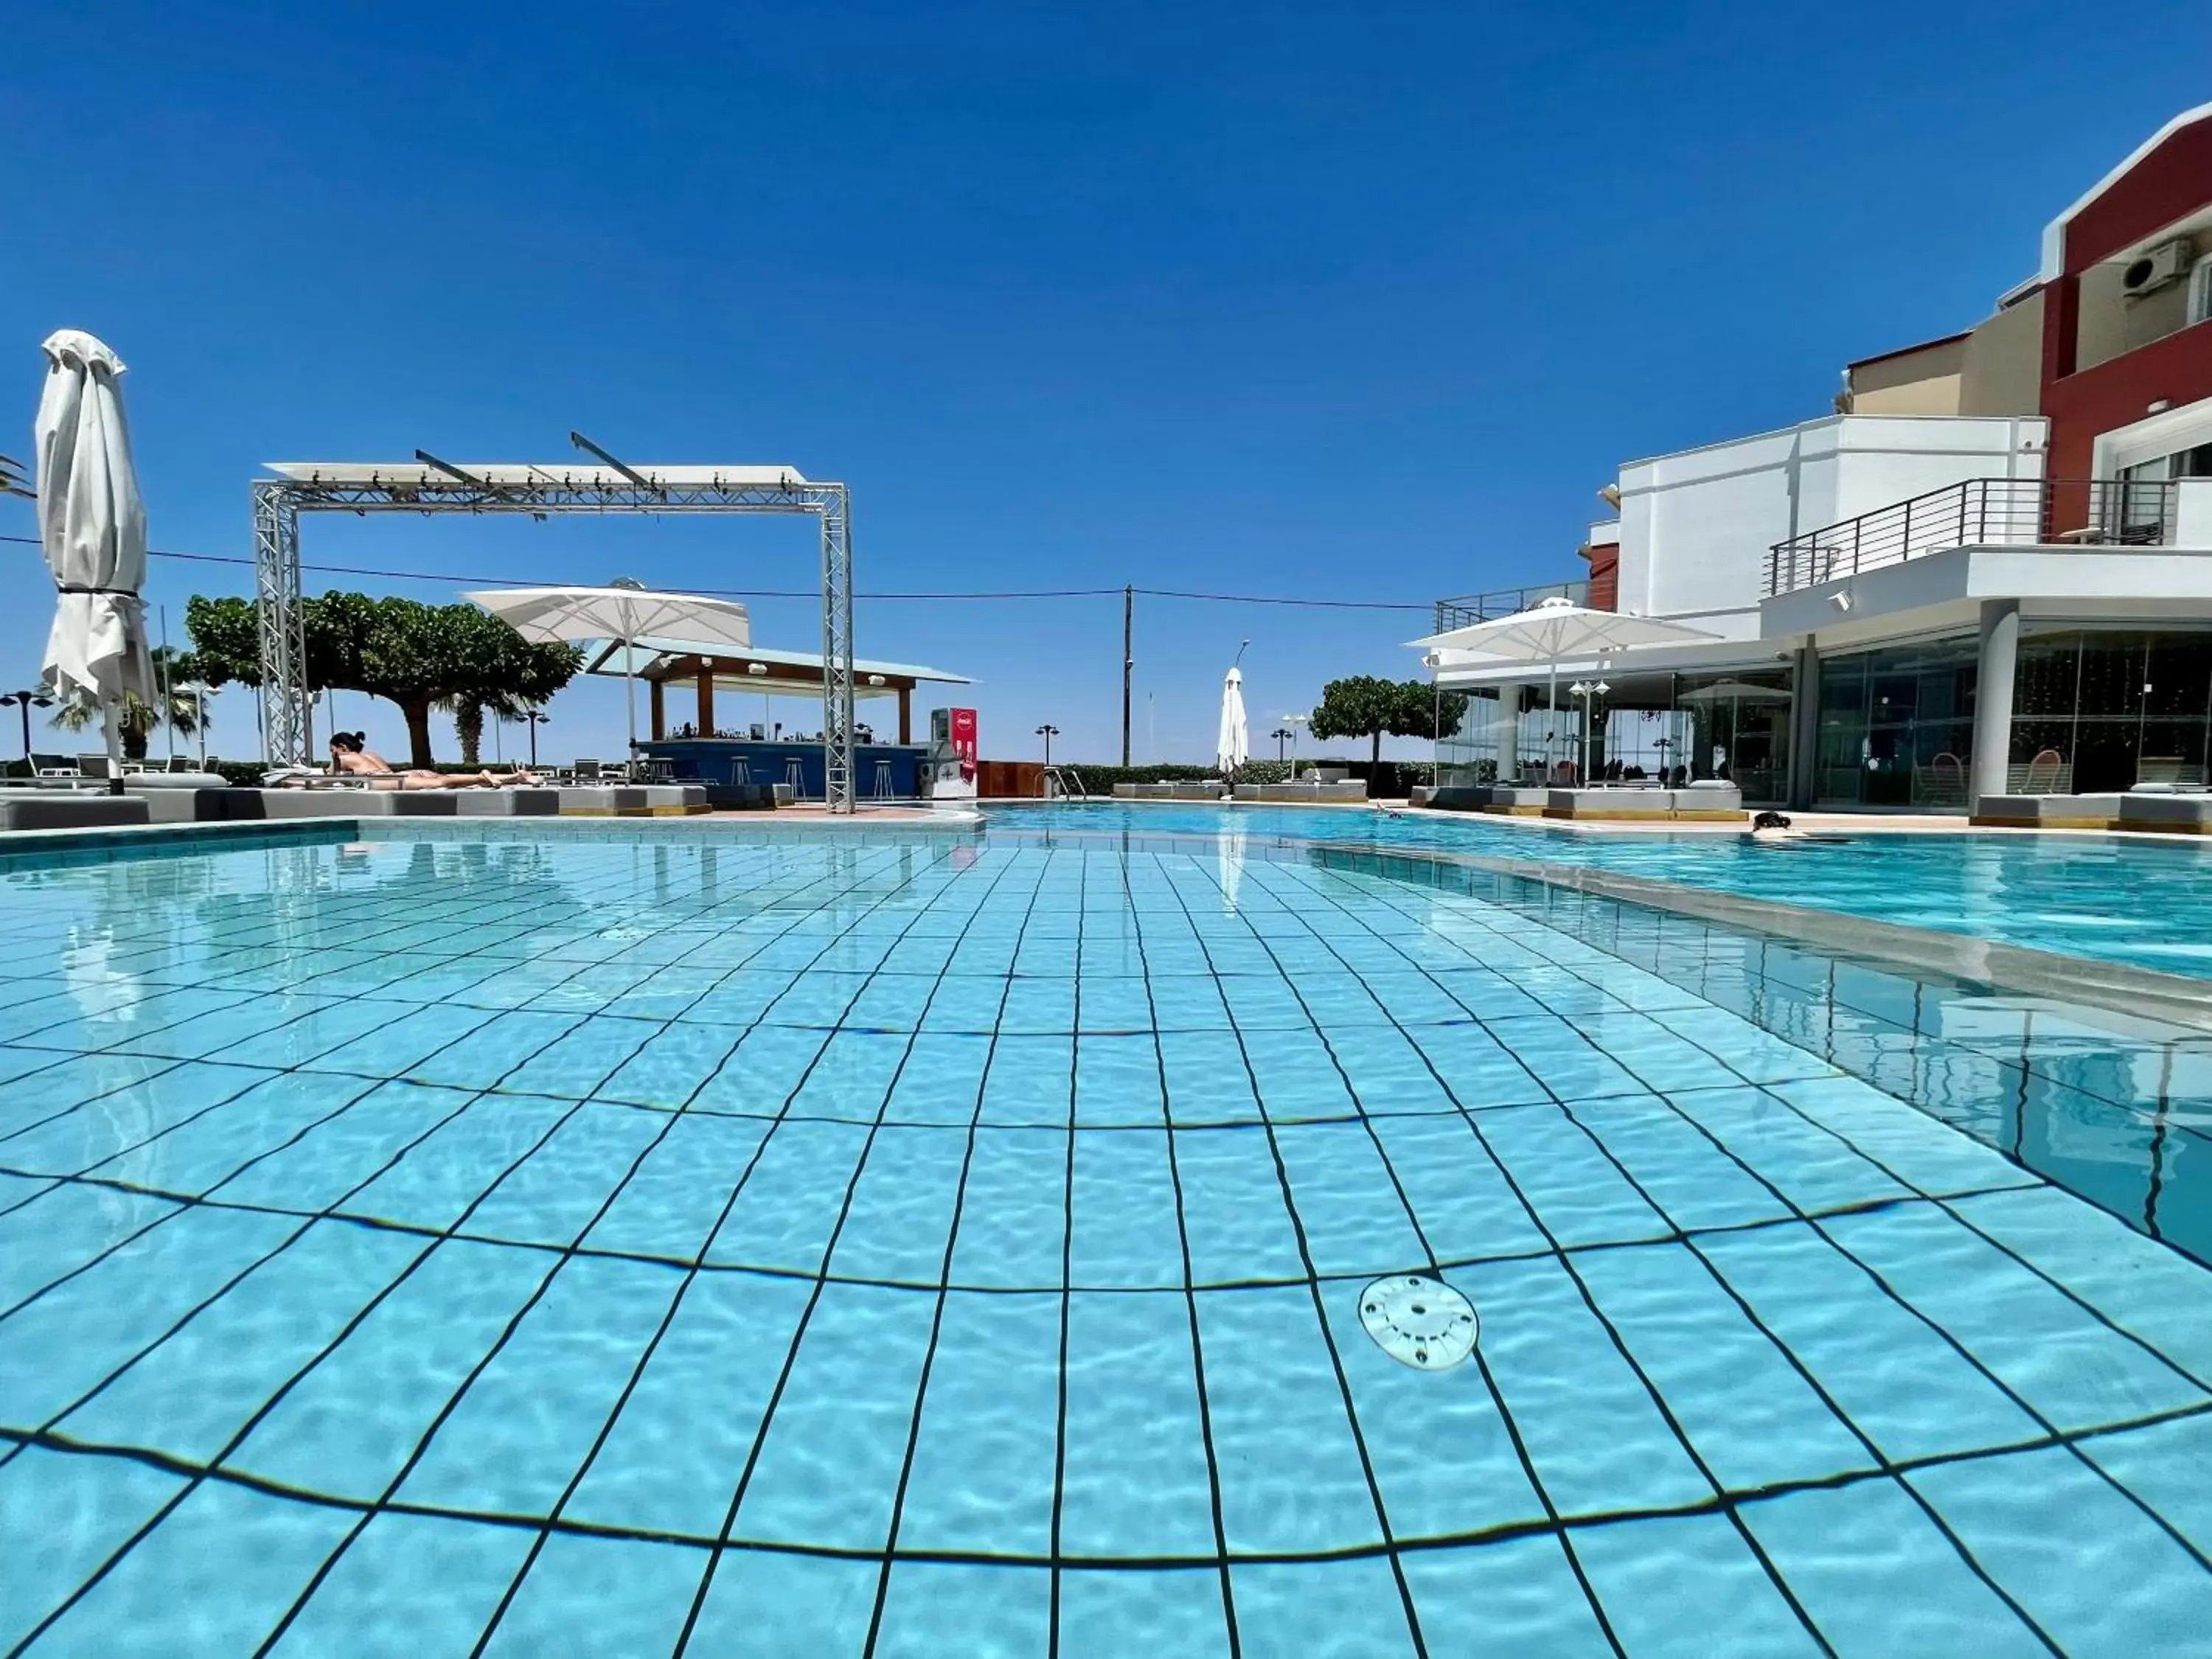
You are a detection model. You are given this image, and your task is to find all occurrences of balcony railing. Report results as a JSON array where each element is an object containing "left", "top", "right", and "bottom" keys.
[
  {"left": 1433, "top": 579, "right": 1587, "bottom": 633},
  {"left": 1765, "top": 478, "right": 2181, "bottom": 597}
]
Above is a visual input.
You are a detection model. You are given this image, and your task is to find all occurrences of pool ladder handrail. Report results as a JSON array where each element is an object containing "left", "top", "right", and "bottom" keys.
[{"left": 1040, "top": 765, "right": 1089, "bottom": 801}]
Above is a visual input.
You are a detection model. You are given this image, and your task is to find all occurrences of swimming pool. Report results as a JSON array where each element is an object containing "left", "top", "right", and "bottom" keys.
[
  {"left": 2, "top": 827, "right": 2209, "bottom": 1655},
  {"left": 987, "top": 801, "right": 2212, "bottom": 978}
]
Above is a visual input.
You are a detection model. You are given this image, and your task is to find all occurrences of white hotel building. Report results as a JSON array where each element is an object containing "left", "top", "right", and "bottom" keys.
[{"left": 1430, "top": 105, "right": 2212, "bottom": 813}]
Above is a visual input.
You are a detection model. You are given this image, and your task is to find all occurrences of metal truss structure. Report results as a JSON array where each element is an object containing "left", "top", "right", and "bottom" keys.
[{"left": 248, "top": 457, "right": 859, "bottom": 810}]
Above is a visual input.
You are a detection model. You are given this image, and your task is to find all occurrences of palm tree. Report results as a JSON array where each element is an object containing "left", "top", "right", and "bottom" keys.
[{"left": 48, "top": 647, "right": 206, "bottom": 761}]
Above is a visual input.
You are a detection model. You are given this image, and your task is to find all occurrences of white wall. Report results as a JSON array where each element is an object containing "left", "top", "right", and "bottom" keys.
[{"left": 1613, "top": 414, "right": 2048, "bottom": 624}]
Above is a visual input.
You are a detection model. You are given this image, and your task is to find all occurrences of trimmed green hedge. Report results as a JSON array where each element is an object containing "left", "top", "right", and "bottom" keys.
[{"left": 1061, "top": 759, "right": 1435, "bottom": 797}]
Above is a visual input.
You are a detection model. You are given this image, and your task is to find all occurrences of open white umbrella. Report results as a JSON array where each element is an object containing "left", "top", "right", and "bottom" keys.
[
  {"left": 1411, "top": 597, "right": 1717, "bottom": 774},
  {"left": 464, "top": 582, "right": 751, "bottom": 768},
  {"left": 1217, "top": 664, "right": 1249, "bottom": 779},
  {"left": 35, "top": 331, "right": 154, "bottom": 788}
]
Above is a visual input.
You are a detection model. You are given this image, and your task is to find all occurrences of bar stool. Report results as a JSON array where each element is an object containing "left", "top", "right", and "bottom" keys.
[
  {"left": 870, "top": 759, "right": 894, "bottom": 799},
  {"left": 728, "top": 757, "right": 751, "bottom": 786},
  {"left": 785, "top": 757, "right": 807, "bottom": 797}
]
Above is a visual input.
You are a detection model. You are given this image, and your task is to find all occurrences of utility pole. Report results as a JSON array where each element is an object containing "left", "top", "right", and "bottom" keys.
[{"left": 1120, "top": 585, "right": 1133, "bottom": 767}]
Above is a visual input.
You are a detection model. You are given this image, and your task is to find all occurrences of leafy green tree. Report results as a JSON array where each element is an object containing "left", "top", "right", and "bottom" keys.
[
  {"left": 184, "top": 592, "right": 581, "bottom": 765},
  {"left": 1308, "top": 675, "right": 1465, "bottom": 767}
]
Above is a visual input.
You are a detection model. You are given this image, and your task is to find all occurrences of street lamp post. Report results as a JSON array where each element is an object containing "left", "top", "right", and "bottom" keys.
[
  {"left": 1270, "top": 726, "right": 1293, "bottom": 762},
  {"left": 0, "top": 691, "right": 55, "bottom": 762},
  {"left": 1034, "top": 724, "right": 1059, "bottom": 768},
  {"left": 1282, "top": 712, "right": 1307, "bottom": 779},
  {"left": 524, "top": 711, "right": 550, "bottom": 768}
]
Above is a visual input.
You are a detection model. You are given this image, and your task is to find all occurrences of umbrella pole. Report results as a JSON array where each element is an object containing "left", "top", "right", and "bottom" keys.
[
  {"left": 102, "top": 695, "right": 125, "bottom": 796},
  {"left": 623, "top": 655, "right": 638, "bottom": 781},
  {"left": 1548, "top": 661, "right": 1559, "bottom": 782}
]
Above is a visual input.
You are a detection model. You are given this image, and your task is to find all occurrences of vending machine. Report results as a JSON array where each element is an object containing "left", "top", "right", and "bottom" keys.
[{"left": 928, "top": 707, "right": 978, "bottom": 799}]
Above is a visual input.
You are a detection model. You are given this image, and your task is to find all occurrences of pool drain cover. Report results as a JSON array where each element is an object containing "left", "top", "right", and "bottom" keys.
[{"left": 1360, "top": 1276, "right": 1477, "bottom": 1371}]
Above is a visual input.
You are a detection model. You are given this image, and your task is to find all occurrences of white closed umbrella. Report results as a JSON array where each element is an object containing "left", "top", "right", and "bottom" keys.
[
  {"left": 464, "top": 582, "right": 751, "bottom": 769},
  {"left": 1217, "top": 664, "right": 1249, "bottom": 779},
  {"left": 35, "top": 331, "right": 155, "bottom": 787},
  {"left": 1411, "top": 597, "right": 1717, "bottom": 776}
]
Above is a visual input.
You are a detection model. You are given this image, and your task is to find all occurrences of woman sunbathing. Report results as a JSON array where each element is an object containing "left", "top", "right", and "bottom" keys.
[{"left": 329, "top": 732, "right": 540, "bottom": 789}]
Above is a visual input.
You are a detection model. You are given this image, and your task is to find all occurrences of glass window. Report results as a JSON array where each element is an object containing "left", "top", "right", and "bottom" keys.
[
  {"left": 2014, "top": 632, "right": 2080, "bottom": 717},
  {"left": 2193, "top": 253, "right": 2212, "bottom": 327}
]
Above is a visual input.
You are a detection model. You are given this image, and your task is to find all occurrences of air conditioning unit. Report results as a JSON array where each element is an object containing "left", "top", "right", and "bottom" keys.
[{"left": 2122, "top": 238, "right": 2194, "bottom": 298}]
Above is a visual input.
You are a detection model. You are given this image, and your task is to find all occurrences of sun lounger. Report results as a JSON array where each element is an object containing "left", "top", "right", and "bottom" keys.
[{"left": 0, "top": 792, "right": 150, "bottom": 830}]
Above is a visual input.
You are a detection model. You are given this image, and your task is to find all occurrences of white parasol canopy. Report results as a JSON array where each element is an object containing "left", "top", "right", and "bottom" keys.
[
  {"left": 35, "top": 331, "right": 155, "bottom": 780},
  {"left": 1411, "top": 597, "right": 1717, "bottom": 771},
  {"left": 1217, "top": 664, "right": 1249, "bottom": 776},
  {"left": 463, "top": 582, "right": 751, "bottom": 763}
]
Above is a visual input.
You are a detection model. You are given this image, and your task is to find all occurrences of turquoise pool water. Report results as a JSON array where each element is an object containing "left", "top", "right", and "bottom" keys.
[
  {"left": 985, "top": 801, "right": 2212, "bottom": 978},
  {"left": 2, "top": 827, "right": 2210, "bottom": 1655}
]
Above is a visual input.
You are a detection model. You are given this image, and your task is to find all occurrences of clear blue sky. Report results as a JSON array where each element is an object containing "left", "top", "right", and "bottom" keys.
[{"left": 4, "top": 0, "right": 2208, "bottom": 767}]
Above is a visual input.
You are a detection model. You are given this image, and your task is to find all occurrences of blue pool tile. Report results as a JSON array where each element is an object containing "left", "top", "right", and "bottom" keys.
[
  {"left": 339, "top": 1093, "right": 574, "bottom": 1234},
  {"left": 478, "top": 1533, "right": 705, "bottom": 1659},
  {"left": 592, "top": 1022, "right": 744, "bottom": 1108},
  {"left": 1455, "top": 1255, "right": 1714, "bottom": 1517},
  {"left": 1198, "top": 1285, "right": 1385, "bottom": 1555},
  {"left": 882, "top": 1032, "right": 991, "bottom": 1123},
  {"left": 681, "top": 1547, "right": 879, "bottom": 1656},
  {"left": 1697, "top": 1221, "right": 2044, "bottom": 1462},
  {"left": 2079, "top": 1412, "right": 2212, "bottom": 1557},
  {"left": 1763, "top": 1074, "right": 2039, "bottom": 1198},
  {"left": 706, "top": 1118, "right": 874, "bottom": 1273},
  {"left": 1952, "top": 1184, "right": 2212, "bottom": 1385},
  {"left": 60, "top": 1218, "right": 422, "bottom": 1462},
  {"left": 1158, "top": 1030, "right": 1261, "bottom": 1122},
  {"left": 265, "top": 1509, "right": 538, "bottom": 1658},
  {"left": 873, "top": 1560, "right": 1051, "bottom": 1659},
  {"left": 1572, "top": 1242, "right": 1877, "bottom": 1492},
  {"left": 978, "top": 1034, "right": 1074, "bottom": 1127},
  {"left": 1739, "top": 1478, "right": 2053, "bottom": 1658},
  {"left": 1908, "top": 1444, "right": 2212, "bottom": 1653},
  {"left": 1000, "top": 975, "right": 1077, "bottom": 1034},
  {"left": 299, "top": 1003, "right": 498, "bottom": 1079},
  {"left": 1318, "top": 1282, "right": 1546, "bottom": 1543},
  {"left": 0, "top": 1447, "right": 187, "bottom": 1651},
  {"left": 1366, "top": 1115, "right": 1549, "bottom": 1265},
  {"left": 787, "top": 1029, "right": 909, "bottom": 1119},
  {"left": 1059, "top": 1290, "right": 1218, "bottom": 1559},
  {"left": 919, "top": 974, "right": 1010, "bottom": 1032},
  {"left": 1077, "top": 973, "right": 1155, "bottom": 1033},
  {"left": 200, "top": 999, "right": 398, "bottom": 1071},
  {"left": 563, "top": 1269, "right": 811, "bottom": 1538},
  {"left": 1399, "top": 1535, "right": 1615, "bottom": 1656},
  {"left": 1076, "top": 1034, "right": 1166, "bottom": 1124},
  {"left": 498, "top": 1015, "right": 658, "bottom": 1101},
  {"left": 215, "top": 1079, "right": 479, "bottom": 1214},
  {"left": 731, "top": 1281, "right": 936, "bottom": 1551},
  {"left": 584, "top": 1113, "right": 771, "bottom": 1261},
  {"left": 1473, "top": 1105, "right": 1672, "bottom": 1248},
  {"left": 90, "top": 1071, "right": 378, "bottom": 1197},
  {"left": 29, "top": 1475, "right": 358, "bottom": 1658},
  {"left": 1057, "top": 1567, "right": 1231, "bottom": 1657},
  {"left": 1230, "top": 1557, "right": 1419, "bottom": 1658},
  {"left": 1270, "top": 1120, "right": 1427, "bottom": 1276},
  {"left": 1570, "top": 1512, "right": 1826, "bottom": 1658},
  {"left": 946, "top": 1128, "right": 1068, "bottom": 1290},
  {"left": 1, "top": 1060, "right": 279, "bottom": 1179},
  {"left": 0, "top": 1052, "right": 184, "bottom": 1139},
  {"left": 891, "top": 1290, "right": 1060, "bottom": 1556},
  {"left": 1484, "top": 1015, "right": 1646, "bottom": 1099},
  {"left": 462, "top": 1102, "right": 671, "bottom": 1248},
  {"left": 1820, "top": 1201, "right": 2207, "bottom": 1430},
  {"left": 674, "top": 969, "right": 799, "bottom": 1029},
  {"left": 0, "top": 1203, "right": 300, "bottom": 1428},
  {"left": 1562, "top": 1096, "right": 1792, "bottom": 1231},
  {"left": 230, "top": 1238, "right": 555, "bottom": 1502},
  {"left": 402, "top": 1009, "right": 583, "bottom": 1093},
  {"left": 1070, "top": 1128, "right": 1186, "bottom": 1287},
  {"left": 1147, "top": 975, "right": 1234, "bottom": 1032},
  {"left": 1407, "top": 1023, "right": 1557, "bottom": 1111},
  {"left": 832, "top": 1124, "right": 970, "bottom": 1284},
  {"left": 0, "top": 1183, "right": 178, "bottom": 1310},
  {"left": 844, "top": 972, "right": 939, "bottom": 1033},
  {"left": 692, "top": 1023, "right": 833, "bottom": 1113},
  {"left": 1666, "top": 1085, "right": 1912, "bottom": 1214},
  {"left": 1174, "top": 1126, "right": 1308, "bottom": 1287},
  {"left": 1248, "top": 1029, "right": 1360, "bottom": 1123}
]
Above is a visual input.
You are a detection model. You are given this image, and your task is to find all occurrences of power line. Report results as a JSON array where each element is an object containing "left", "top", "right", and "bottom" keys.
[{"left": 0, "top": 532, "right": 1433, "bottom": 610}]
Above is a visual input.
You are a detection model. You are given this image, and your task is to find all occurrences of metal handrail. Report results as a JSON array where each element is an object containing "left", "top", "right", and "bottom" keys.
[
  {"left": 1432, "top": 579, "right": 1589, "bottom": 633},
  {"left": 1765, "top": 478, "right": 2180, "bottom": 597}
]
